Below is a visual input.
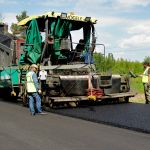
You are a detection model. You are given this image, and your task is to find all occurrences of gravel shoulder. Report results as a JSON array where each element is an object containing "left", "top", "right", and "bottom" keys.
[{"left": 130, "top": 93, "right": 145, "bottom": 104}]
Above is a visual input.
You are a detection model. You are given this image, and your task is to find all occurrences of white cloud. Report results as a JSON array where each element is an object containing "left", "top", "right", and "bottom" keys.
[
  {"left": 119, "top": 34, "right": 150, "bottom": 48},
  {"left": 74, "top": 0, "right": 150, "bottom": 16},
  {"left": 113, "top": 51, "right": 125, "bottom": 59},
  {"left": 128, "top": 23, "right": 150, "bottom": 34},
  {"left": 3, "top": 13, "right": 17, "bottom": 32},
  {"left": 115, "top": 0, "right": 150, "bottom": 8},
  {"left": 99, "top": 16, "right": 130, "bottom": 27},
  {"left": 0, "top": 0, "right": 17, "bottom": 5},
  {"left": 0, "top": 0, "right": 4, "bottom": 3},
  {"left": 119, "top": 20, "right": 150, "bottom": 49},
  {"left": 36, "top": 0, "right": 74, "bottom": 7},
  {"left": 0, "top": 0, "right": 149, "bottom": 62}
]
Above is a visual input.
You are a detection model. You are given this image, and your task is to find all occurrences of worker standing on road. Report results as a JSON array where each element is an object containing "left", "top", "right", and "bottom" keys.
[
  {"left": 142, "top": 60, "right": 150, "bottom": 104},
  {"left": 39, "top": 69, "right": 47, "bottom": 90},
  {"left": 26, "top": 64, "right": 47, "bottom": 116}
]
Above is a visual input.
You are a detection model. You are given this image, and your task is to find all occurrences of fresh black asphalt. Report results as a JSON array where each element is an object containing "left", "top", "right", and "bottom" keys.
[{"left": 49, "top": 102, "right": 150, "bottom": 133}]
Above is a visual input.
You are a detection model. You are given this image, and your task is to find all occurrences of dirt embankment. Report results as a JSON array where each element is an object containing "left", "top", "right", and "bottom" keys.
[{"left": 130, "top": 93, "right": 145, "bottom": 104}]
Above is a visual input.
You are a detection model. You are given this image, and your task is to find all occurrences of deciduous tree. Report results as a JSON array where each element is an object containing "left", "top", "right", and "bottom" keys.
[{"left": 10, "top": 11, "right": 28, "bottom": 37}]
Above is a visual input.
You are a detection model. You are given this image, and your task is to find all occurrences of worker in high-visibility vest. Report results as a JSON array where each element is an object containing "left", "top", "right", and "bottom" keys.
[
  {"left": 26, "top": 64, "right": 47, "bottom": 116},
  {"left": 142, "top": 60, "right": 150, "bottom": 104}
]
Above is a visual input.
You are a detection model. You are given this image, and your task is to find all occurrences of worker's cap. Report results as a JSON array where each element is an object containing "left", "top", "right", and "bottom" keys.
[{"left": 30, "top": 64, "right": 38, "bottom": 69}]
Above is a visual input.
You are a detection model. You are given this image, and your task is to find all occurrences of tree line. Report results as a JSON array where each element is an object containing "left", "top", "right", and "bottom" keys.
[{"left": 93, "top": 53, "right": 150, "bottom": 75}]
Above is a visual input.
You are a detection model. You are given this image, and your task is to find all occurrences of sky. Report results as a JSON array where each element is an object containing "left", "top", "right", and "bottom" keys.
[{"left": 0, "top": 0, "right": 150, "bottom": 62}]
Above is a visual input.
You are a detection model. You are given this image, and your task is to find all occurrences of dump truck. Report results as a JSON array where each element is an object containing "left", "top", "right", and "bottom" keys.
[{"left": 0, "top": 12, "right": 135, "bottom": 107}]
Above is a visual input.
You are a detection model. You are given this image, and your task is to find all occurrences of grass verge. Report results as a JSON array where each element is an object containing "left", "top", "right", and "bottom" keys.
[{"left": 130, "top": 78, "right": 145, "bottom": 104}]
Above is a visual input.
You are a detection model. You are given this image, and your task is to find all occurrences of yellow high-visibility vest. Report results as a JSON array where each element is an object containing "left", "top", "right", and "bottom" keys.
[
  {"left": 142, "top": 67, "right": 150, "bottom": 83},
  {"left": 26, "top": 71, "right": 37, "bottom": 93}
]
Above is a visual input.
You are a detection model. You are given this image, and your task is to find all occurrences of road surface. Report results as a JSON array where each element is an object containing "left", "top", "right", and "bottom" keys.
[
  {"left": 49, "top": 102, "right": 150, "bottom": 133},
  {"left": 0, "top": 99, "right": 150, "bottom": 150}
]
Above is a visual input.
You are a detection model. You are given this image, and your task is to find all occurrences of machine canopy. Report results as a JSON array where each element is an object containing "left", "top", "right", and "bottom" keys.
[{"left": 18, "top": 12, "right": 97, "bottom": 64}]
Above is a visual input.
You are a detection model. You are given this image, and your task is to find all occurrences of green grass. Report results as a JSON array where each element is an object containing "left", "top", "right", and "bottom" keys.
[
  {"left": 129, "top": 77, "right": 145, "bottom": 104},
  {"left": 130, "top": 77, "right": 144, "bottom": 93}
]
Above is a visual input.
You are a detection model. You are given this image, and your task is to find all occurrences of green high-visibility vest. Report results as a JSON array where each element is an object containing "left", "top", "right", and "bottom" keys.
[
  {"left": 142, "top": 67, "right": 150, "bottom": 83},
  {"left": 26, "top": 71, "right": 37, "bottom": 93}
]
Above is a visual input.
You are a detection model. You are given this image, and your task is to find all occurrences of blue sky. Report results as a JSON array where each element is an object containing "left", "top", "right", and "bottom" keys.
[{"left": 0, "top": 0, "right": 150, "bottom": 62}]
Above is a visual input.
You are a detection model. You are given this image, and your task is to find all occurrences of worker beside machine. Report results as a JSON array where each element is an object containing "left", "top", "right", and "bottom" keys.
[
  {"left": 26, "top": 64, "right": 47, "bottom": 116},
  {"left": 39, "top": 69, "right": 47, "bottom": 90},
  {"left": 142, "top": 60, "right": 150, "bottom": 104}
]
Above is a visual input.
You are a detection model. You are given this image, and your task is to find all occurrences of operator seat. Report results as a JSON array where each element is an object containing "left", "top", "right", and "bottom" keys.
[
  {"left": 75, "top": 39, "right": 85, "bottom": 52},
  {"left": 74, "top": 39, "right": 85, "bottom": 61}
]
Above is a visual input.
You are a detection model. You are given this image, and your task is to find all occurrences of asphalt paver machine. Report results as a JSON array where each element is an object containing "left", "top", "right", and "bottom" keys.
[{"left": 0, "top": 12, "right": 135, "bottom": 107}]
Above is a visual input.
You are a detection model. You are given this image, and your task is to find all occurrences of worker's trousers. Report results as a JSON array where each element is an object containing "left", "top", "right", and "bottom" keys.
[
  {"left": 28, "top": 93, "right": 42, "bottom": 114},
  {"left": 143, "top": 83, "right": 150, "bottom": 104}
]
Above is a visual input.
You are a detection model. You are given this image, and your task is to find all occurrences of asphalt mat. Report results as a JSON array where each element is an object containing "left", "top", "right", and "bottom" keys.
[
  {"left": 1, "top": 97, "right": 150, "bottom": 134},
  {"left": 49, "top": 103, "right": 150, "bottom": 134}
]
